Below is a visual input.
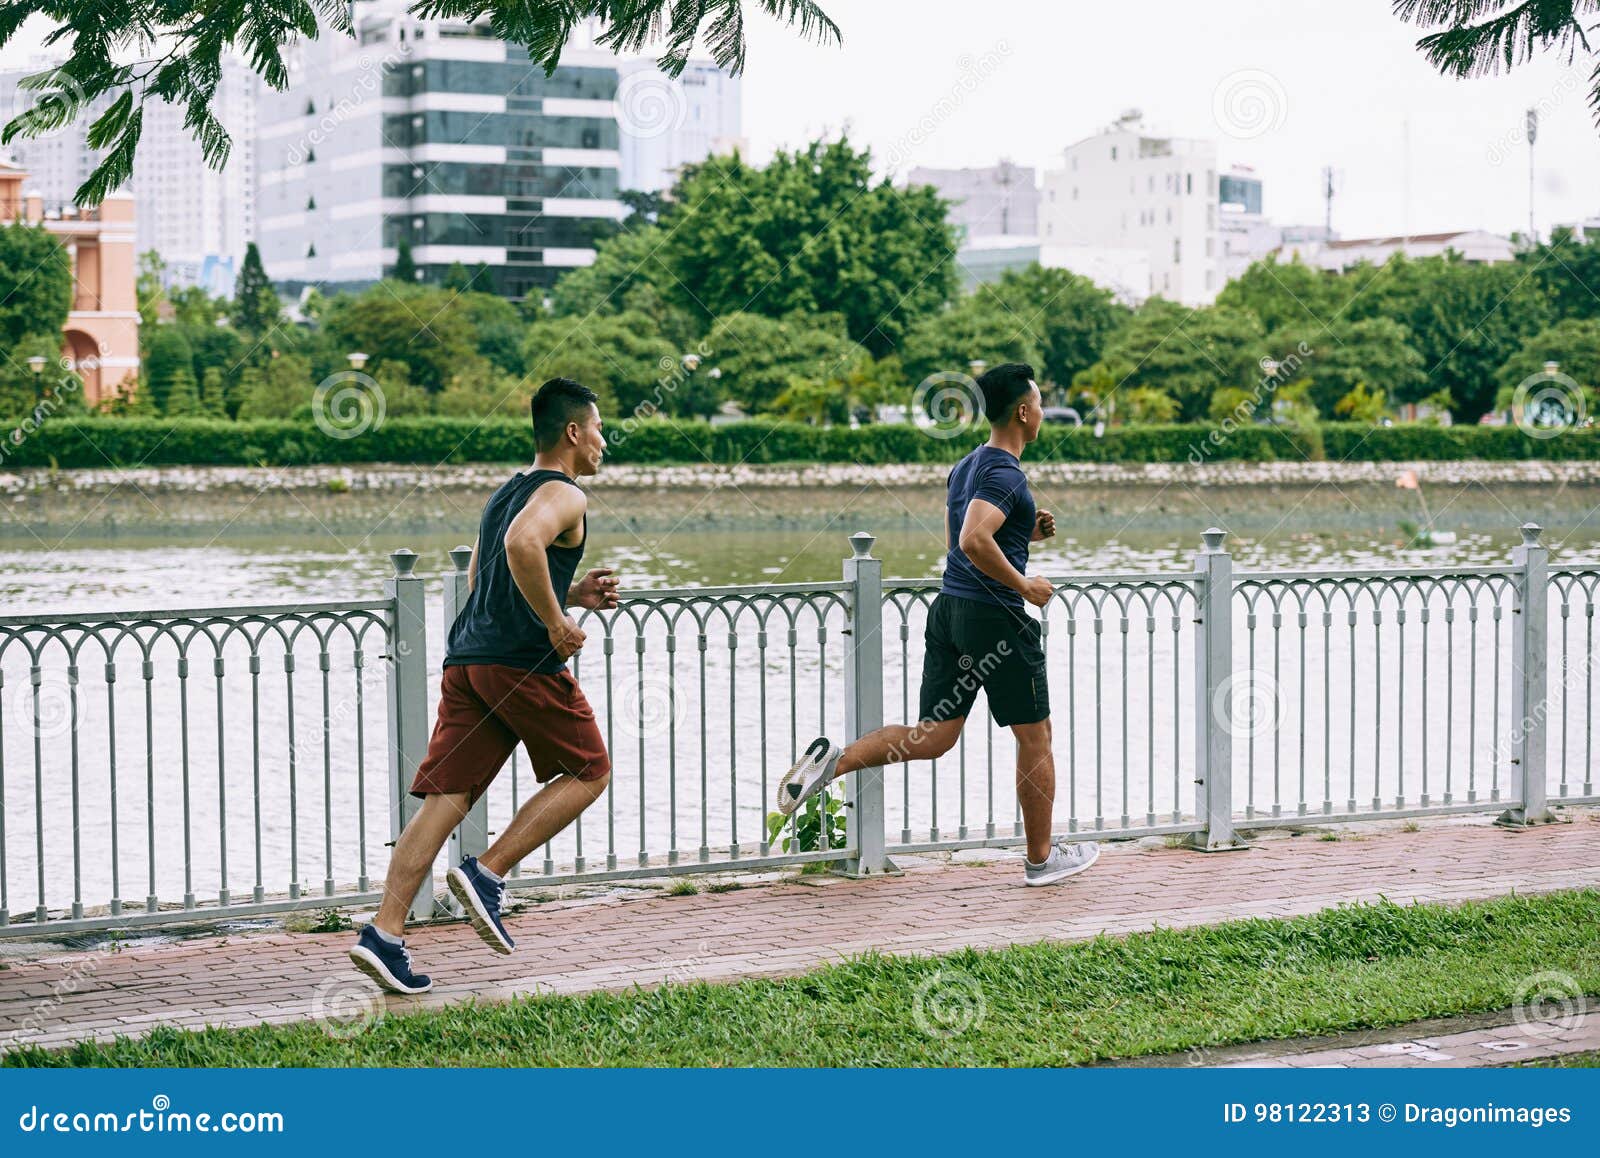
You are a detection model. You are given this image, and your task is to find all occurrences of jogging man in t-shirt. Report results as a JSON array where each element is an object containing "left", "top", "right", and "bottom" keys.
[
  {"left": 349, "top": 378, "right": 620, "bottom": 994},
  {"left": 776, "top": 363, "right": 1098, "bottom": 886}
]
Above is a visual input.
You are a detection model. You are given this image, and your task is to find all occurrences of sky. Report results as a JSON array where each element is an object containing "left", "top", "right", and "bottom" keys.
[{"left": 4, "top": 0, "right": 1598, "bottom": 240}]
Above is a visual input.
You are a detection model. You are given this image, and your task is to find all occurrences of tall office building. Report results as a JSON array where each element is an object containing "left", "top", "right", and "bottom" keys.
[
  {"left": 0, "top": 57, "right": 257, "bottom": 294},
  {"left": 616, "top": 57, "right": 742, "bottom": 194},
  {"left": 256, "top": 3, "right": 626, "bottom": 300},
  {"left": 1041, "top": 110, "right": 1222, "bottom": 304},
  {"left": 907, "top": 161, "right": 1039, "bottom": 240}
]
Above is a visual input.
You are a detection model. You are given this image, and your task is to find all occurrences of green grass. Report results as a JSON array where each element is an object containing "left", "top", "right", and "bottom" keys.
[
  {"left": 1512, "top": 1048, "right": 1600, "bottom": 1068},
  {"left": 6, "top": 890, "right": 1599, "bottom": 1067}
]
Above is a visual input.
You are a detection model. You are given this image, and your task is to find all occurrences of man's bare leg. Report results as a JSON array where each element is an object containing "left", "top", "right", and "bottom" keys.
[
  {"left": 478, "top": 771, "right": 611, "bottom": 877},
  {"left": 833, "top": 718, "right": 964, "bottom": 777},
  {"left": 1011, "top": 719, "right": 1055, "bottom": 863},
  {"left": 374, "top": 791, "right": 472, "bottom": 938}
]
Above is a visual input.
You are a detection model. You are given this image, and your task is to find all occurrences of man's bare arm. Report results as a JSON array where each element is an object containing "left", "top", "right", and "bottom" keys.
[
  {"left": 958, "top": 500, "right": 1054, "bottom": 608},
  {"left": 503, "top": 484, "right": 586, "bottom": 628}
]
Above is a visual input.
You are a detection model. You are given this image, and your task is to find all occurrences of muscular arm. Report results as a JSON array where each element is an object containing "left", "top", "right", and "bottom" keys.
[
  {"left": 957, "top": 499, "right": 1030, "bottom": 596},
  {"left": 502, "top": 483, "right": 586, "bottom": 627}
]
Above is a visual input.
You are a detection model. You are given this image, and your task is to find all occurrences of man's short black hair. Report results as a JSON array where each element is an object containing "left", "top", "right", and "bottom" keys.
[
  {"left": 976, "top": 363, "right": 1037, "bottom": 425},
  {"left": 531, "top": 377, "right": 599, "bottom": 451}
]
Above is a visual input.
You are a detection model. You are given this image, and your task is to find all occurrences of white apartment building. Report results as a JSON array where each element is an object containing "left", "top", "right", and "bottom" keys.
[
  {"left": 908, "top": 160, "right": 1039, "bottom": 240},
  {"left": 616, "top": 57, "right": 742, "bottom": 194},
  {"left": 1041, "top": 111, "right": 1221, "bottom": 304},
  {"left": 0, "top": 56, "right": 257, "bottom": 295}
]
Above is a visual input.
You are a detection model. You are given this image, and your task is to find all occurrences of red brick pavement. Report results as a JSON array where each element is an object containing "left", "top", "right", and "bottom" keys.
[{"left": 2, "top": 814, "right": 1596, "bottom": 1052}]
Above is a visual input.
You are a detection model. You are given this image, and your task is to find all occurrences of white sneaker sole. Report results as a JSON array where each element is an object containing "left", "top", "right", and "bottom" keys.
[
  {"left": 776, "top": 738, "right": 839, "bottom": 817},
  {"left": 448, "top": 867, "right": 514, "bottom": 955},
  {"left": 1024, "top": 843, "right": 1100, "bottom": 886},
  {"left": 348, "top": 944, "right": 432, "bottom": 994}
]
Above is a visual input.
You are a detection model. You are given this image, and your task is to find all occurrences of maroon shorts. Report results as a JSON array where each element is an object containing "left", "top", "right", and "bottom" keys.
[{"left": 408, "top": 663, "right": 610, "bottom": 804}]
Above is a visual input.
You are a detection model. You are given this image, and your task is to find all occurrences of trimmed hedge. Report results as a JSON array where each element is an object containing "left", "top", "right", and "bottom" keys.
[{"left": 3, "top": 416, "right": 1599, "bottom": 469}]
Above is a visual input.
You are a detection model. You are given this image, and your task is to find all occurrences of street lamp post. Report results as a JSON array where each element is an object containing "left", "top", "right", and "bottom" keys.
[
  {"left": 347, "top": 351, "right": 369, "bottom": 372},
  {"left": 27, "top": 355, "right": 46, "bottom": 399}
]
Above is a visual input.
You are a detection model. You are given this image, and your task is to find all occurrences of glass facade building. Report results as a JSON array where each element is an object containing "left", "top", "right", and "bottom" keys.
[{"left": 255, "top": 5, "right": 626, "bottom": 300}]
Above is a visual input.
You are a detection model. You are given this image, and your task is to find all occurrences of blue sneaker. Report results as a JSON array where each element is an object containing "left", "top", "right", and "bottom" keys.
[
  {"left": 447, "top": 856, "right": 515, "bottom": 954},
  {"left": 348, "top": 925, "right": 432, "bottom": 994}
]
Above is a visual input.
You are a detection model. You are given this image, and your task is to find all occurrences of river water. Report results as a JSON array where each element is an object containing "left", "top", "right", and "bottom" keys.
[{"left": 2, "top": 476, "right": 1597, "bottom": 922}]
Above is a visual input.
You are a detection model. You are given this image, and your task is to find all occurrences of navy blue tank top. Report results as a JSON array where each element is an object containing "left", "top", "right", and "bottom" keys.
[{"left": 445, "top": 469, "right": 586, "bottom": 674}]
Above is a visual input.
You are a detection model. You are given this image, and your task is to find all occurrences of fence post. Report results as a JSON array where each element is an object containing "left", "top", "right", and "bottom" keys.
[
  {"left": 1499, "top": 522, "right": 1557, "bottom": 828},
  {"left": 1188, "top": 528, "right": 1246, "bottom": 852},
  {"left": 385, "top": 548, "right": 434, "bottom": 920},
  {"left": 443, "top": 546, "right": 489, "bottom": 902},
  {"left": 842, "top": 531, "right": 896, "bottom": 877}
]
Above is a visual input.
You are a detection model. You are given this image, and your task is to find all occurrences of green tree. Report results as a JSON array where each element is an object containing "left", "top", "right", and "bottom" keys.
[
  {"left": 232, "top": 242, "right": 280, "bottom": 336},
  {"left": 391, "top": 237, "right": 418, "bottom": 284},
  {"left": 199, "top": 366, "right": 228, "bottom": 417},
  {"left": 136, "top": 250, "right": 167, "bottom": 328},
  {"left": 704, "top": 312, "right": 863, "bottom": 414},
  {"left": 142, "top": 326, "right": 195, "bottom": 414},
  {"left": 899, "top": 295, "right": 1045, "bottom": 392},
  {"left": 980, "top": 265, "right": 1129, "bottom": 389},
  {"left": 523, "top": 311, "right": 681, "bottom": 418},
  {"left": 1, "top": 2, "right": 840, "bottom": 204},
  {"left": 1519, "top": 229, "right": 1600, "bottom": 321},
  {"left": 0, "top": 223, "right": 72, "bottom": 347},
  {"left": 0, "top": 332, "right": 75, "bottom": 420},
  {"left": 1217, "top": 255, "right": 1344, "bottom": 334},
  {"left": 659, "top": 141, "right": 958, "bottom": 356},
  {"left": 236, "top": 354, "right": 313, "bottom": 420},
  {"left": 1494, "top": 318, "right": 1600, "bottom": 415},
  {"left": 442, "top": 261, "right": 474, "bottom": 292},
  {"left": 1263, "top": 318, "right": 1425, "bottom": 417},
  {"left": 321, "top": 284, "right": 481, "bottom": 393},
  {"left": 1077, "top": 301, "right": 1265, "bottom": 422},
  {"left": 162, "top": 366, "right": 201, "bottom": 416},
  {"left": 1334, "top": 382, "right": 1389, "bottom": 423}
]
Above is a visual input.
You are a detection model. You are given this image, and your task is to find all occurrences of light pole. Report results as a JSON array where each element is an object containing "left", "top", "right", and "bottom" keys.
[
  {"left": 27, "top": 354, "right": 46, "bottom": 399},
  {"left": 1526, "top": 107, "right": 1539, "bottom": 243},
  {"left": 347, "top": 351, "right": 369, "bottom": 372}
]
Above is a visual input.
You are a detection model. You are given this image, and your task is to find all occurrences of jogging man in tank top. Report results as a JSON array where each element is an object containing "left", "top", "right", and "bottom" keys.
[
  {"left": 774, "top": 363, "right": 1100, "bottom": 886},
  {"left": 349, "top": 378, "right": 620, "bottom": 994}
]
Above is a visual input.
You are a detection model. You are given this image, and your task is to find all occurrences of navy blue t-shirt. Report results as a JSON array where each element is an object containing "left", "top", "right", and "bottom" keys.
[{"left": 940, "top": 445, "right": 1036, "bottom": 609}]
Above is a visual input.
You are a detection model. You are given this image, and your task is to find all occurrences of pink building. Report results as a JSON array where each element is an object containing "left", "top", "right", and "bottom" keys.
[{"left": 1, "top": 158, "right": 140, "bottom": 405}]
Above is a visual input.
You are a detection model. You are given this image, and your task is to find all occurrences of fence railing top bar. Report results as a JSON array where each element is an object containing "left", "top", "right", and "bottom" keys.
[
  {"left": 1233, "top": 563, "right": 1519, "bottom": 584},
  {"left": 0, "top": 598, "right": 397, "bottom": 629},
  {"left": 885, "top": 571, "right": 1204, "bottom": 593},
  {"left": 1548, "top": 561, "right": 1600, "bottom": 574},
  {"left": 613, "top": 579, "right": 852, "bottom": 602}
]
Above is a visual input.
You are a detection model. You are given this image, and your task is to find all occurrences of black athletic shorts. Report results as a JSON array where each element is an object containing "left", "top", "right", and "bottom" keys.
[{"left": 917, "top": 592, "right": 1049, "bottom": 728}]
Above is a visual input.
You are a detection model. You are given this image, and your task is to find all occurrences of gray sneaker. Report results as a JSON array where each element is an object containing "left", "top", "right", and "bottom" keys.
[
  {"left": 1023, "top": 840, "right": 1100, "bottom": 886},
  {"left": 776, "top": 736, "right": 843, "bottom": 817}
]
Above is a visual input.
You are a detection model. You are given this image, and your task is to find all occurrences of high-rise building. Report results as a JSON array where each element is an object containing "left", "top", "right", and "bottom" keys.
[
  {"left": 256, "top": 4, "right": 626, "bottom": 301},
  {"left": 0, "top": 56, "right": 257, "bottom": 295},
  {"left": 616, "top": 57, "right": 742, "bottom": 194},
  {"left": 907, "top": 160, "right": 1039, "bottom": 240},
  {"left": 1041, "top": 111, "right": 1222, "bottom": 304}
]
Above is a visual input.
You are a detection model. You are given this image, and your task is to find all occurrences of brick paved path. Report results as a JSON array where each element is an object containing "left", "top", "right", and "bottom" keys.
[{"left": 2, "top": 814, "right": 1596, "bottom": 1054}]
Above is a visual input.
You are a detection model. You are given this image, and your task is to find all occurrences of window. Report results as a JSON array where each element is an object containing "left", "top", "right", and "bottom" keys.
[
  {"left": 1111, "top": 146, "right": 1117, "bottom": 160},
  {"left": 1206, "top": 237, "right": 1214, "bottom": 257},
  {"left": 1186, "top": 172, "right": 1193, "bottom": 195},
  {"left": 1072, "top": 187, "right": 1078, "bottom": 200},
  {"left": 1174, "top": 239, "right": 1181, "bottom": 263}
]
